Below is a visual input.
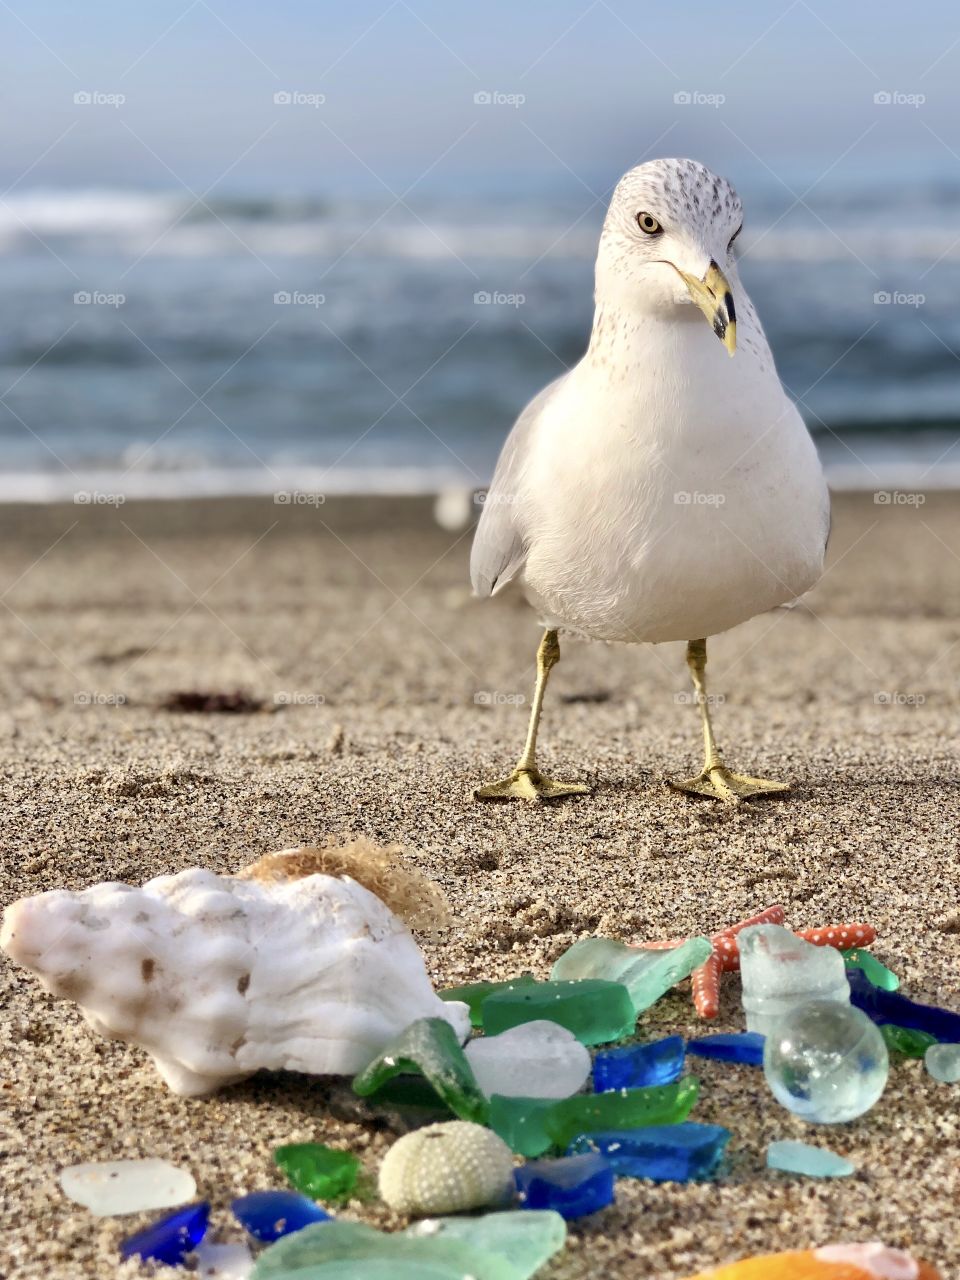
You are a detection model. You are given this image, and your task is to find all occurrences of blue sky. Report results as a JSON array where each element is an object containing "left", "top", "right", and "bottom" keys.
[{"left": 5, "top": 0, "right": 960, "bottom": 197}]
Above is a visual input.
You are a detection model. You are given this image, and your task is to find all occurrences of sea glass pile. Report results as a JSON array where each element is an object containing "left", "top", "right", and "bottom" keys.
[{"left": 94, "top": 913, "right": 960, "bottom": 1278}]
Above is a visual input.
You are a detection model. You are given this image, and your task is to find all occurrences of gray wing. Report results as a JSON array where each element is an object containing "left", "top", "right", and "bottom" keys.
[{"left": 470, "top": 375, "right": 566, "bottom": 597}]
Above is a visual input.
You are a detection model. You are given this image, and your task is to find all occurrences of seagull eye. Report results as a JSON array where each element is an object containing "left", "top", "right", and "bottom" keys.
[
  {"left": 728, "top": 223, "right": 743, "bottom": 251},
  {"left": 636, "top": 212, "right": 662, "bottom": 236}
]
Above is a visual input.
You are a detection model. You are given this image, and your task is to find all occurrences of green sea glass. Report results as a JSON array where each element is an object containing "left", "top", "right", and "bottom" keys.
[
  {"left": 357, "top": 1074, "right": 454, "bottom": 1117},
  {"left": 251, "top": 1213, "right": 565, "bottom": 1280},
  {"left": 352, "top": 1018, "right": 488, "bottom": 1125},
  {"left": 405, "top": 1211, "right": 566, "bottom": 1277},
  {"left": 551, "top": 936, "right": 713, "bottom": 1013},
  {"left": 489, "top": 1095, "right": 558, "bottom": 1157},
  {"left": 440, "top": 975, "right": 538, "bottom": 1029},
  {"left": 481, "top": 978, "right": 635, "bottom": 1045},
  {"left": 489, "top": 1079, "right": 700, "bottom": 1157},
  {"left": 880, "top": 1023, "right": 937, "bottom": 1059},
  {"left": 542, "top": 1077, "right": 700, "bottom": 1149},
  {"left": 273, "top": 1143, "right": 360, "bottom": 1202},
  {"left": 842, "top": 949, "right": 900, "bottom": 991}
]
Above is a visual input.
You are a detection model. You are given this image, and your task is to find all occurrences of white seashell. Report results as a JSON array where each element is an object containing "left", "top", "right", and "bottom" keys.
[
  {"left": 1, "top": 867, "right": 469, "bottom": 1097},
  {"left": 378, "top": 1121, "right": 515, "bottom": 1217}
]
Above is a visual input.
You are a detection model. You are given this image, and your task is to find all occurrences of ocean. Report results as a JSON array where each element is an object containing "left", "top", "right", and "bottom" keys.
[{"left": 2, "top": 179, "right": 959, "bottom": 502}]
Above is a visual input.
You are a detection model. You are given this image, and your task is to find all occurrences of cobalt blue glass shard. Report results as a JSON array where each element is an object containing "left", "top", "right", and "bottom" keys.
[
  {"left": 847, "top": 969, "right": 960, "bottom": 1042},
  {"left": 592, "top": 1036, "right": 685, "bottom": 1091},
  {"left": 231, "top": 1189, "right": 332, "bottom": 1242},
  {"left": 686, "top": 1032, "right": 765, "bottom": 1066},
  {"left": 514, "top": 1152, "right": 614, "bottom": 1220},
  {"left": 119, "top": 1201, "right": 210, "bottom": 1265},
  {"left": 567, "top": 1123, "right": 729, "bottom": 1182}
]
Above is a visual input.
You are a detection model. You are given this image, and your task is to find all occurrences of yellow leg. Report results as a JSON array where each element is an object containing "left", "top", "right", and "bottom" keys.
[
  {"left": 669, "top": 638, "right": 789, "bottom": 804},
  {"left": 475, "top": 629, "right": 591, "bottom": 802}
]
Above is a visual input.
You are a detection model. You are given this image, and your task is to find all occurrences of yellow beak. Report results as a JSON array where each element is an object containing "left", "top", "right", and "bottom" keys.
[{"left": 680, "top": 259, "right": 737, "bottom": 356}]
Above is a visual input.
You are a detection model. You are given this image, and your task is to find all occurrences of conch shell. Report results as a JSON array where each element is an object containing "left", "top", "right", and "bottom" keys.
[{"left": 2, "top": 845, "right": 468, "bottom": 1096}]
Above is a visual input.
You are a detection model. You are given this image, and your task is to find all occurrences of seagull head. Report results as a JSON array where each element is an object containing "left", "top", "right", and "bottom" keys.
[{"left": 596, "top": 158, "right": 744, "bottom": 356}]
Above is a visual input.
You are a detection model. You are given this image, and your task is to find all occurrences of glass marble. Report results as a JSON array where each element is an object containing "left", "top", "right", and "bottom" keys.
[
  {"left": 481, "top": 978, "right": 635, "bottom": 1046},
  {"left": 119, "top": 1201, "right": 210, "bottom": 1266},
  {"left": 568, "top": 1122, "right": 729, "bottom": 1182},
  {"left": 351, "top": 1017, "right": 489, "bottom": 1125},
  {"left": 763, "top": 1000, "right": 889, "bottom": 1123},
  {"left": 274, "top": 1143, "right": 360, "bottom": 1202},
  {"left": 231, "top": 1190, "right": 332, "bottom": 1242},
  {"left": 514, "top": 1152, "right": 614, "bottom": 1220},
  {"left": 592, "top": 1036, "right": 685, "bottom": 1091},
  {"left": 924, "top": 1042, "right": 960, "bottom": 1083}
]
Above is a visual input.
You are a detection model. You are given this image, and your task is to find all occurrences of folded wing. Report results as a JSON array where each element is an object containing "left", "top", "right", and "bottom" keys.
[{"left": 470, "top": 376, "right": 565, "bottom": 597}]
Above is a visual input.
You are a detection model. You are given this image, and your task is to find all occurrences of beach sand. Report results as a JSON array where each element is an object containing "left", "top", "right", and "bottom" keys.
[{"left": 1, "top": 491, "right": 958, "bottom": 1279}]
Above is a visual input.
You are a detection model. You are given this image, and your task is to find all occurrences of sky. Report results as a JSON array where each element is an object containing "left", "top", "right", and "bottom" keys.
[{"left": 4, "top": 0, "right": 960, "bottom": 200}]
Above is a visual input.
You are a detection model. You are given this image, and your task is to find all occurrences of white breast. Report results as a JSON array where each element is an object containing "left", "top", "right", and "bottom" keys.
[{"left": 519, "top": 311, "right": 829, "bottom": 644}]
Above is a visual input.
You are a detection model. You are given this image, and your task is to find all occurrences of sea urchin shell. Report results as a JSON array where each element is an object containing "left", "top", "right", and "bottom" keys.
[{"left": 378, "top": 1121, "right": 515, "bottom": 1217}]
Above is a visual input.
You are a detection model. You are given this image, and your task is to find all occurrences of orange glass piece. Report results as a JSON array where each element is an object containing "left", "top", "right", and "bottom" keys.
[{"left": 681, "top": 1247, "right": 940, "bottom": 1280}]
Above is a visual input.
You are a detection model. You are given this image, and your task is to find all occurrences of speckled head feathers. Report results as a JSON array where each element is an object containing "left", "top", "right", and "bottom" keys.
[
  {"left": 593, "top": 158, "right": 749, "bottom": 324},
  {"left": 603, "top": 158, "right": 743, "bottom": 248}
]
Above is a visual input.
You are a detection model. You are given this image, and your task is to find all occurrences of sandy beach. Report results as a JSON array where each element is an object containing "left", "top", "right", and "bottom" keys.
[{"left": 1, "top": 490, "right": 958, "bottom": 1280}]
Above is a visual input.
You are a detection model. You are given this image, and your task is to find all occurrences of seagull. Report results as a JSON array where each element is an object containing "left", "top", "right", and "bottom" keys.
[{"left": 470, "top": 158, "right": 830, "bottom": 804}]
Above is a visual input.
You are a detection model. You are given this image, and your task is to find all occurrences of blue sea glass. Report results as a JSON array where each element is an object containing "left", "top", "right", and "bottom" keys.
[
  {"left": 848, "top": 969, "right": 960, "bottom": 1042},
  {"left": 514, "top": 1153, "right": 614, "bottom": 1220},
  {"left": 568, "top": 1122, "right": 729, "bottom": 1181},
  {"left": 687, "top": 1032, "right": 765, "bottom": 1066},
  {"left": 232, "top": 1189, "right": 332, "bottom": 1242},
  {"left": 119, "top": 1201, "right": 210, "bottom": 1265},
  {"left": 593, "top": 1036, "right": 685, "bottom": 1091}
]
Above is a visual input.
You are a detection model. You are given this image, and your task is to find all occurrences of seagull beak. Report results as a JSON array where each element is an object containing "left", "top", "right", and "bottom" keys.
[{"left": 680, "top": 259, "right": 737, "bottom": 356}]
